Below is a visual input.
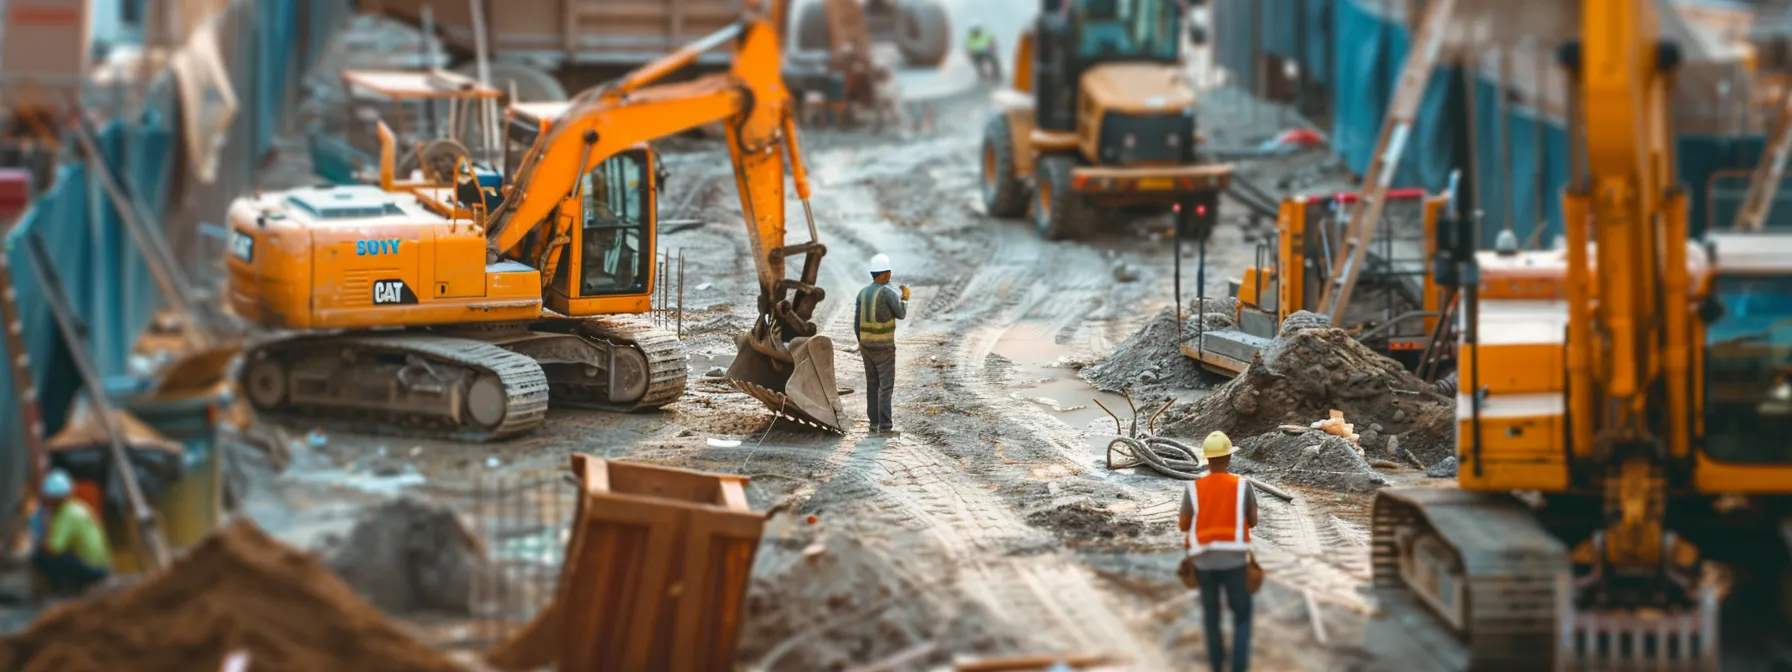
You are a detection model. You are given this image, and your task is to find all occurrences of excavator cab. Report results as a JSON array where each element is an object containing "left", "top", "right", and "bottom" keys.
[{"left": 550, "top": 149, "right": 656, "bottom": 315}]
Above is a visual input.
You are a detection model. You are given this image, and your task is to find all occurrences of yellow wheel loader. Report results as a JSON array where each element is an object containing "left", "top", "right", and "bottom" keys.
[
  {"left": 225, "top": 0, "right": 847, "bottom": 442},
  {"left": 981, "top": 0, "right": 1231, "bottom": 241}
]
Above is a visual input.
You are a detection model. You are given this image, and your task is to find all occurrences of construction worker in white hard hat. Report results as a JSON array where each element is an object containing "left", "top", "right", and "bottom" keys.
[
  {"left": 1178, "top": 431, "right": 1258, "bottom": 671},
  {"left": 28, "top": 468, "right": 112, "bottom": 596},
  {"left": 854, "top": 253, "right": 908, "bottom": 433}
]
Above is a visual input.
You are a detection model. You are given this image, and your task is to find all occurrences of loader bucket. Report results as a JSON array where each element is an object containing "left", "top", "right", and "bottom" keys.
[{"left": 727, "top": 333, "right": 845, "bottom": 433}]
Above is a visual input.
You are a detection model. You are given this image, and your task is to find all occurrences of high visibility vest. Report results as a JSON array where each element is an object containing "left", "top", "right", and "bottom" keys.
[
  {"left": 858, "top": 284, "right": 896, "bottom": 344},
  {"left": 1186, "top": 473, "right": 1251, "bottom": 555},
  {"left": 967, "top": 31, "right": 993, "bottom": 54}
]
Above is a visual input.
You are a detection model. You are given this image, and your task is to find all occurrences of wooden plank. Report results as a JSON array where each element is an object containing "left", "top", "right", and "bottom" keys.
[
  {"left": 1732, "top": 86, "right": 1792, "bottom": 231},
  {"left": 1318, "top": 0, "right": 1457, "bottom": 323}
]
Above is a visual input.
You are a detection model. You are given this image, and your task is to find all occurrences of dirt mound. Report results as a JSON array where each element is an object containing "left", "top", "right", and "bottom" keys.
[
  {"left": 1080, "top": 302, "right": 1232, "bottom": 393},
  {"left": 1231, "top": 431, "right": 1389, "bottom": 493},
  {"left": 735, "top": 531, "right": 1016, "bottom": 670},
  {"left": 1025, "top": 500, "right": 1147, "bottom": 540},
  {"left": 1162, "top": 315, "right": 1454, "bottom": 463},
  {"left": 0, "top": 520, "right": 462, "bottom": 672},
  {"left": 326, "top": 497, "right": 488, "bottom": 615}
]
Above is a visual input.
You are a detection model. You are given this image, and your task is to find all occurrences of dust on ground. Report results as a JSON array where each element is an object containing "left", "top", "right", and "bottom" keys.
[
  {"left": 0, "top": 521, "right": 464, "bottom": 672},
  {"left": 736, "top": 528, "right": 1021, "bottom": 671}
]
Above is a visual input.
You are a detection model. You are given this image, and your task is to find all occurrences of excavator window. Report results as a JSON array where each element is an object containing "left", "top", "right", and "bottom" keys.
[
  {"left": 1702, "top": 273, "right": 1792, "bottom": 464},
  {"left": 575, "top": 152, "right": 651, "bottom": 296}
]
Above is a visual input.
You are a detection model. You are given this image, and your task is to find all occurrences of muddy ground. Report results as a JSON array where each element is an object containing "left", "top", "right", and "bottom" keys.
[{"left": 53, "top": 8, "right": 1424, "bottom": 671}]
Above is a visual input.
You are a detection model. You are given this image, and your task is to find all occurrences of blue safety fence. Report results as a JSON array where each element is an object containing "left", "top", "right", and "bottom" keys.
[
  {"left": 1212, "top": 0, "right": 1333, "bottom": 95},
  {"left": 1326, "top": 0, "right": 1765, "bottom": 246},
  {"left": 0, "top": 0, "right": 351, "bottom": 506}
]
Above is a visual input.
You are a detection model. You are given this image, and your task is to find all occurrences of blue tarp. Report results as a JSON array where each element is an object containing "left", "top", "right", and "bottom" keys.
[
  {"left": 0, "top": 0, "right": 348, "bottom": 504},
  {"left": 1331, "top": 0, "right": 1765, "bottom": 244}
]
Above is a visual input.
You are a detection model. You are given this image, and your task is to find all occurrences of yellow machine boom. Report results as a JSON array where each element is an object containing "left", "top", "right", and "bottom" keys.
[
  {"left": 1369, "top": 1, "right": 1792, "bottom": 669},
  {"left": 226, "top": 0, "right": 846, "bottom": 440}
]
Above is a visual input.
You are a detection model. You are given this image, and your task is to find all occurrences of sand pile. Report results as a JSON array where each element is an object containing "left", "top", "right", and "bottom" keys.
[
  {"left": 326, "top": 497, "right": 489, "bottom": 615},
  {"left": 1080, "top": 300, "right": 1234, "bottom": 393},
  {"left": 735, "top": 532, "right": 1014, "bottom": 669},
  {"left": 1231, "top": 431, "right": 1390, "bottom": 493},
  {"left": 1162, "top": 312, "right": 1456, "bottom": 466},
  {"left": 0, "top": 520, "right": 463, "bottom": 672}
]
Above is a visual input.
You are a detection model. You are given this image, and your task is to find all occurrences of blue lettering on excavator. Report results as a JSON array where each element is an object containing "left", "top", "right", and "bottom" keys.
[{"left": 355, "top": 239, "right": 403, "bottom": 256}]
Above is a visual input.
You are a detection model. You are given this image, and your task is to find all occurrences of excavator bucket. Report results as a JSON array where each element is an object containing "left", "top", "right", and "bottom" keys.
[{"left": 726, "top": 333, "right": 845, "bottom": 433}]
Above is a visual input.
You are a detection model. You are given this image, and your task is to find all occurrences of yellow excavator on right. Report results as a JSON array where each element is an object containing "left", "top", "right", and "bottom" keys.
[{"left": 1372, "top": 0, "right": 1792, "bottom": 669}]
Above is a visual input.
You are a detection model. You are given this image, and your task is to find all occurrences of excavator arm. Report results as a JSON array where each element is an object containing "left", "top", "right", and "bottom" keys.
[{"left": 479, "top": 0, "right": 844, "bottom": 431}]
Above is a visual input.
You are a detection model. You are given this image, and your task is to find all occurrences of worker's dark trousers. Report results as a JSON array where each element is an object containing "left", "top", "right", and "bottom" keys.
[
  {"left": 861, "top": 345, "right": 896, "bottom": 429},
  {"left": 32, "top": 550, "right": 108, "bottom": 596},
  {"left": 971, "top": 51, "right": 1001, "bottom": 81},
  {"left": 1196, "top": 566, "right": 1253, "bottom": 671}
]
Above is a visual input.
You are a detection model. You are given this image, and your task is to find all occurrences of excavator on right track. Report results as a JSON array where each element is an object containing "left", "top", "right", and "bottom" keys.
[{"left": 1371, "top": 0, "right": 1792, "bottom": 669}]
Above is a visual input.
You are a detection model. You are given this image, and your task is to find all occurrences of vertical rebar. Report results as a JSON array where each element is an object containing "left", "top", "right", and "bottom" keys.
[{"left": 677, "top": 248, "right": 685, "bottom": 338}]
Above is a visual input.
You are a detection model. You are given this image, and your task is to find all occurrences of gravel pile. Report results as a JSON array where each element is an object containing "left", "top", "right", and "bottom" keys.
[
  {"left": 1231, "top": 431, "right": 1389, "bottom": 493},
  {"left": 1079, "top": 300, "right": 1235, "bottom": 394}
]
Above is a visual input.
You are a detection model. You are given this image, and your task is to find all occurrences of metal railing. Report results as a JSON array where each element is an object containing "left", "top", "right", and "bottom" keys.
[{"left": 462, "top": 468, "right": 581, "bottom": 650}]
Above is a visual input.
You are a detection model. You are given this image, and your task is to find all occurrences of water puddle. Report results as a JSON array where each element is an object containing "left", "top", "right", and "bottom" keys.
[
  {"left": 990, "top": 321, "right": 1209, "bottom": 433},
  {"left": 989, "top": 325, "right": 1132, "bottom": 430}
]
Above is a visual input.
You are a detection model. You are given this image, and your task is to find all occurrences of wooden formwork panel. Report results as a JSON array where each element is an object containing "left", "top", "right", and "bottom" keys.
[{"left": 553, "top": 454, "right": 764, "bottom": 672}]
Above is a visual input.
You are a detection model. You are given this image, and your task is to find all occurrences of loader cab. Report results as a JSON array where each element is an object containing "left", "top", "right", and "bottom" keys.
[
  {"left": 547, "top": 145, "right": 659, "bottom": 317},
  {"left": 1032, "top": 0, "right": 1184, "bottom": 134}
]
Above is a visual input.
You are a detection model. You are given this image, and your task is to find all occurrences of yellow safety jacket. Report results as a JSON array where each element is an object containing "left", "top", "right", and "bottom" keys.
[
  {"left": 856, "top": 283, "right": 898, "bottom": 345},
  {"left": 967, "top": 31, "right": 994, "bottom": 55}
]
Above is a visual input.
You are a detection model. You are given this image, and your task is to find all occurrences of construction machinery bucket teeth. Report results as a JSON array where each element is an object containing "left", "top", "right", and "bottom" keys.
[{"left": 726, "top": 332, "right": 845, "bottom": 433}]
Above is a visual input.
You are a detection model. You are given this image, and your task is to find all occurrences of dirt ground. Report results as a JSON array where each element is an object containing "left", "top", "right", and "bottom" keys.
[{"left": 77, "top": 7, "right": 1413, "bottom": 671}]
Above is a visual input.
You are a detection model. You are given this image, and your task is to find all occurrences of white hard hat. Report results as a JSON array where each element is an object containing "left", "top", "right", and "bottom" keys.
[
  {"left": 868, "top": 253, "right": 891, "bottom": 275},
  {"left": 42, "top": 469, "right": 72, "bottom": 499}
]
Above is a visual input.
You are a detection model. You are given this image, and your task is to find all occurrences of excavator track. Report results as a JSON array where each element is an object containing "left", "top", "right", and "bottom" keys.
[
  {"left": 240, "top": 332, "right": 550, "bottom": 442},
  {"left": 550, "top": 316, "right": 689, "bottom": 412},
  {"left": 1369, "top": 487, "right": 1569, "bottom": 671}
]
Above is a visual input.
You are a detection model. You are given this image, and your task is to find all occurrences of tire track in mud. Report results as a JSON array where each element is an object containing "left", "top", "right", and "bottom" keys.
[
  {"left": 799, "top": 142, "right": 1175, "bottom": 665},
  {"left": 812, "top": 126, "right": 1380, "bottom": 653}
]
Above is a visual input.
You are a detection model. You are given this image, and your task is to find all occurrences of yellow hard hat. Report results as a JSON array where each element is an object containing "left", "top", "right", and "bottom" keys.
[{"left": 1202, "top": 431, "right": 1235, "bottom": 459}]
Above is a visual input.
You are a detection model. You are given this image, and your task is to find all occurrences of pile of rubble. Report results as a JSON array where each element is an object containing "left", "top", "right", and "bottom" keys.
[
  {"left": 0, "top": 521, "right": 463, "bottom": 672},
  {"left": 1159, "top": 312, "right": 1457, "bottom": 486},
  {"left": 1079, "top": 299, "right": 1236, "bottom": 394},
  {"left": 324, "top": 498, "right": 489, "bottom": 616}
]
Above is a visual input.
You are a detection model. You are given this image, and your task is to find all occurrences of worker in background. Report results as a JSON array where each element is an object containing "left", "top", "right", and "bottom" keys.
[
  {"left": 30, "top": 469, "right": 112, "bottom": 597},
  {"left": 854, "top": 253, "right": 908, "bottom": 433},
  {"left": 966, "top": 25, "right": 1000, "bottom": 83},
  {"left": 1179, "top": 432, "right": 1257, "bottom": 671}
]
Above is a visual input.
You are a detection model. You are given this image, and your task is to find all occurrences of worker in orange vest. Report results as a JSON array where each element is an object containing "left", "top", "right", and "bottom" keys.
[{"left": 1179, "top": 431, "right": 1258, "bottom": 671}]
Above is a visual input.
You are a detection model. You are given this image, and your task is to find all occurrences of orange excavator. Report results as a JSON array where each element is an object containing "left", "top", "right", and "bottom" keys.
[
  {"left": 224, "top": 0, "right": 846, "bottom": 441},
  {"left": 1371, "top": 0, "right": 1792, "bottom": 668}
]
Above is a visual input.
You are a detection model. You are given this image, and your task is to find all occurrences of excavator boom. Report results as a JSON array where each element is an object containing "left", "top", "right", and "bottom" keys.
[{"left": 482, "top": 0, "right": 843, "bottom": 431}]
